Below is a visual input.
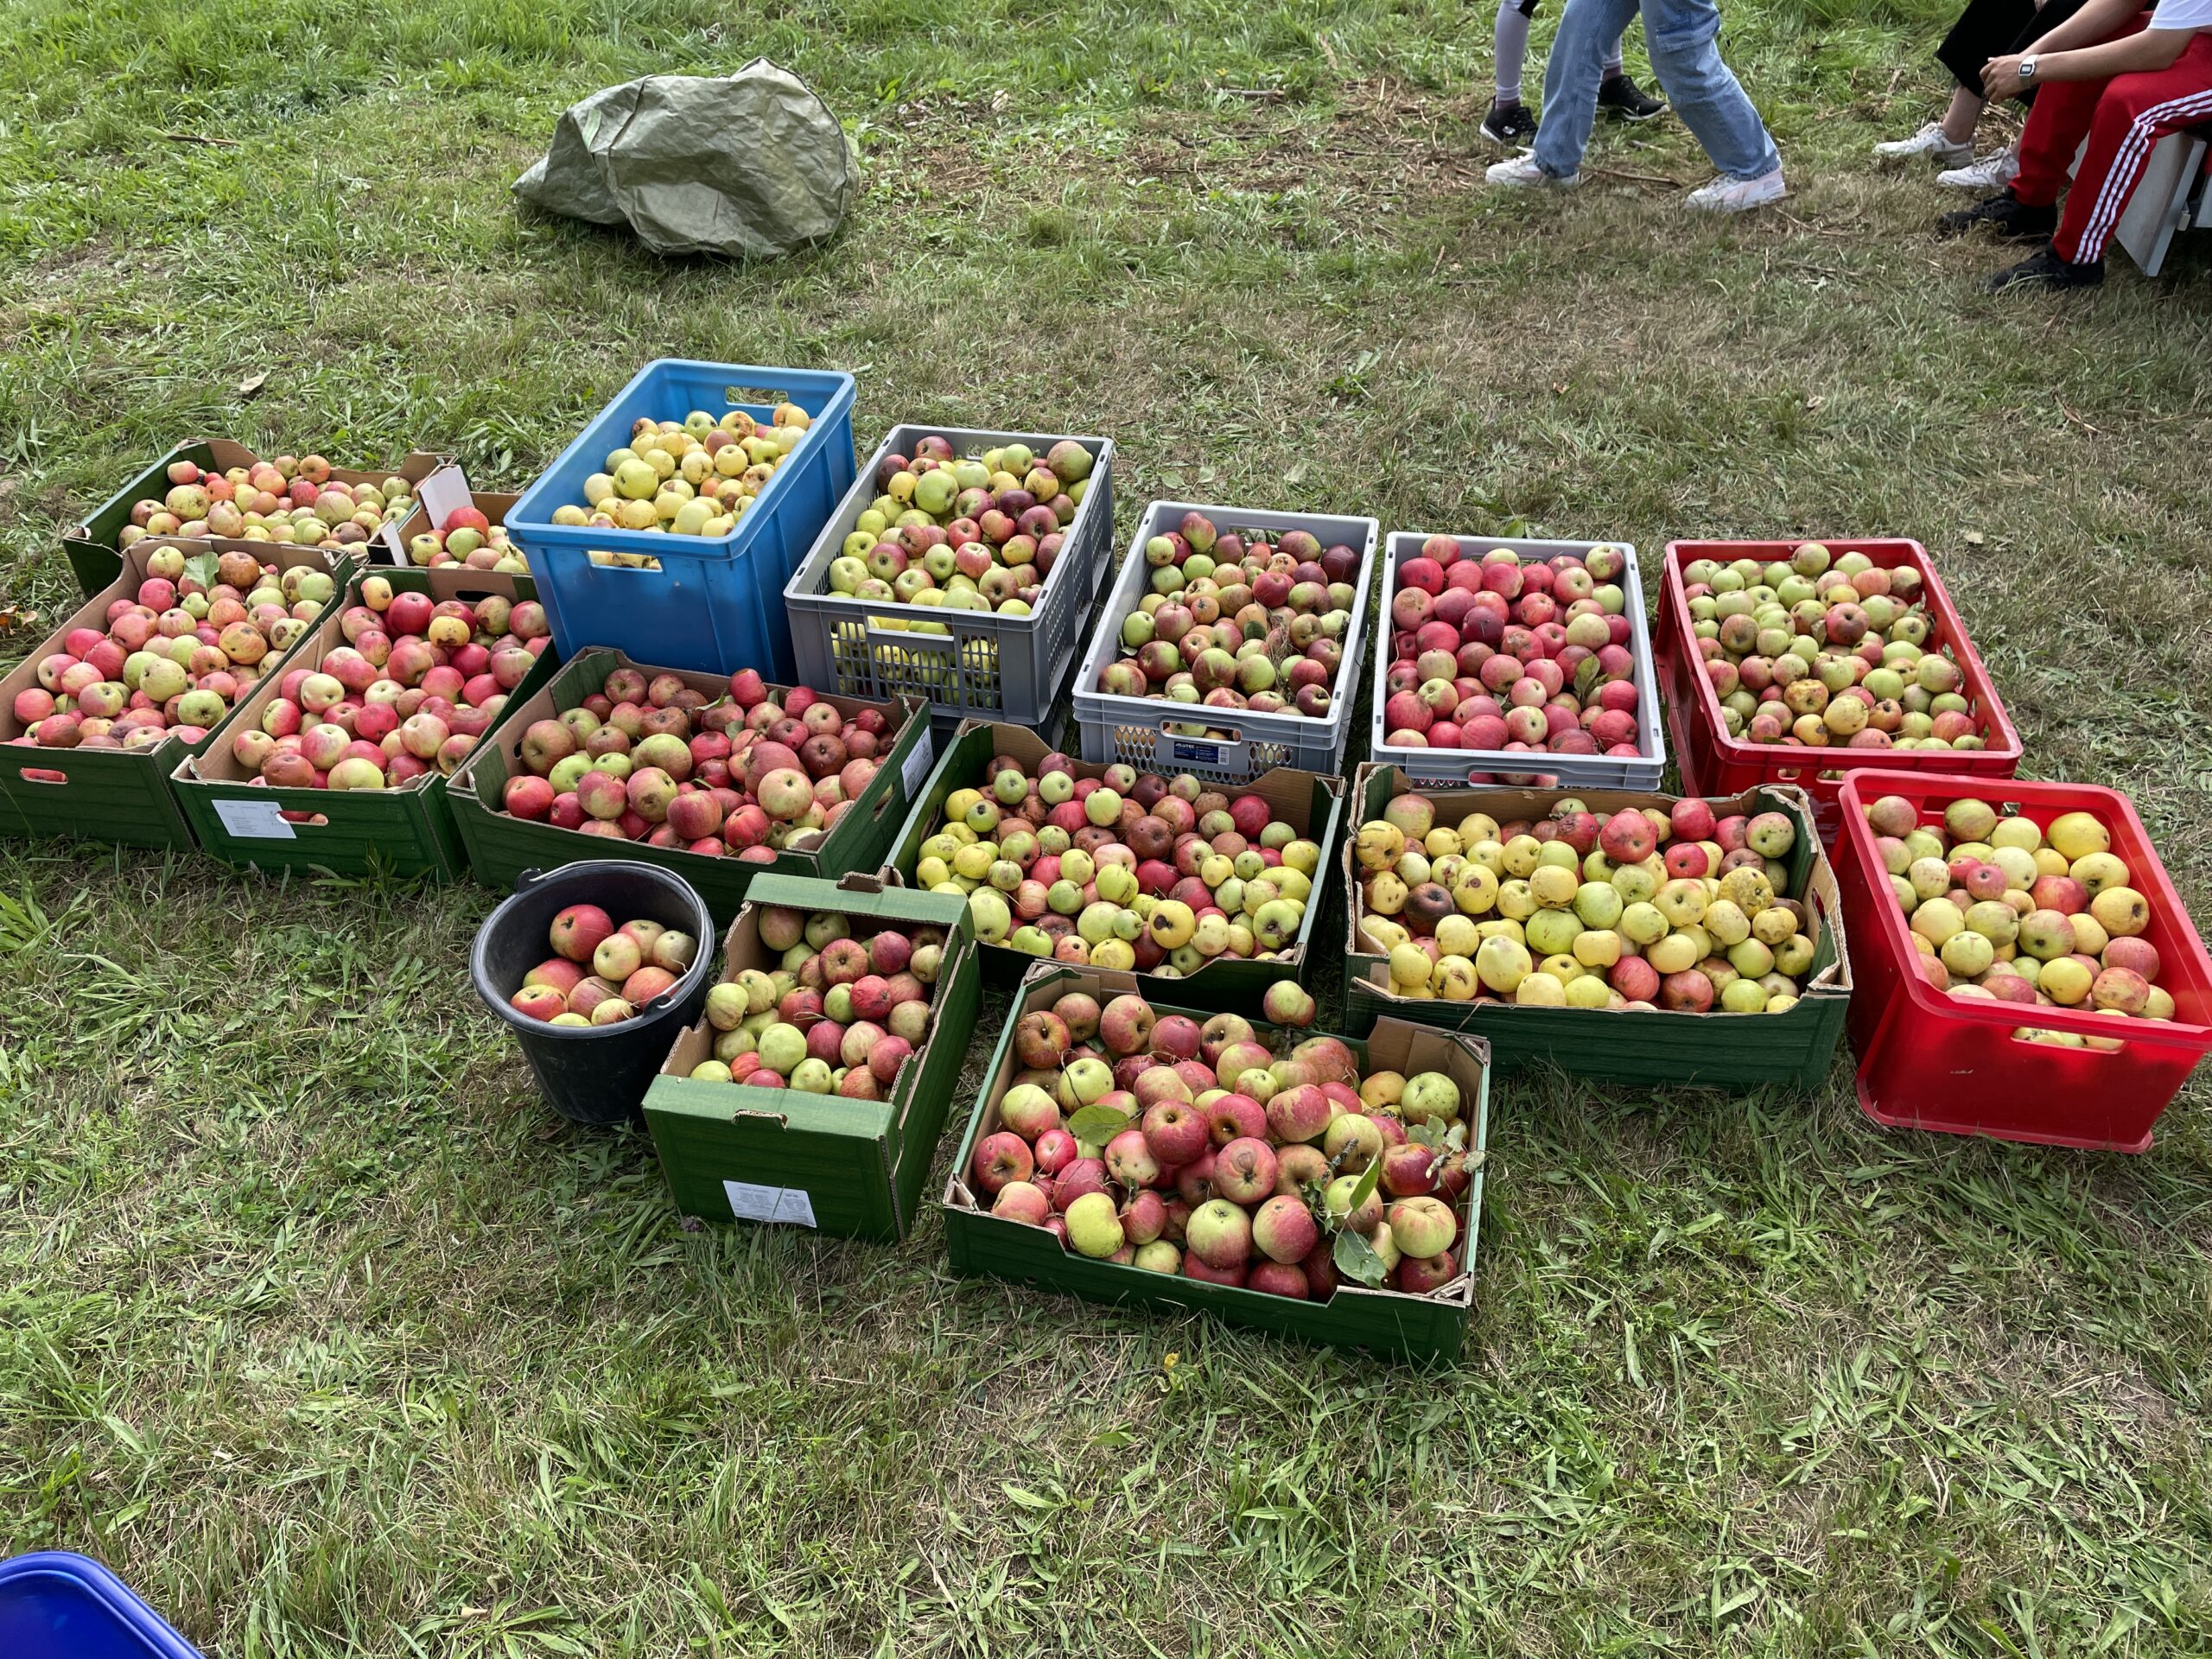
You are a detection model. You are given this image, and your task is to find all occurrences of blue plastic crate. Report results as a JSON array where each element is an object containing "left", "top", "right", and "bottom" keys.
[
  {"left": 0, "top": 1553, "right": 205, "bottom": 1659},
  {"left": 505, "top": 360, "right": 858, "bottom": 682}
]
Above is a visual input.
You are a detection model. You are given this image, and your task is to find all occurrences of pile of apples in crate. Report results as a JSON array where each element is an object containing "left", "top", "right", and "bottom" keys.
[
  {"left": 406, "top": 505, "right": 527, "bottom": 573},
  {"left": 910, "top": 753, "right": 1323, "bottom": 983},
  {"left": 1094, "top": 512, "right": 1360, "bottom": 724},
  {"left": 229, "top": 576, "right": 551, "bottom": 790},
  {"left": 970, "top": 992, "right": 1475, "bottom": 1299},
  {"left": 12, "top": 550, "right": 334, "bottom": 751},
  {"left": 547, "top": 407, "right": 814, "bottom": 550},
  {"left": 510, "top": 906, "right": 700, "bottom": 1028},
  {"left": 1380, "top": 540, "right": 1642, "bottom": 760},
  {"left": 1863, "top": 793, "right": 2175, "bottom": 1045},
  {"left": 117, "top": 457, "right": 413, "bottom": 551},
  {"left": 686, "top": 906, "right": 950, "bottom": 1097},
  {"left": 1681, "top": 543, "right": 1987, "bottom": 752},
  {"left": 1356, "top": 789, "right": 1819, "bottom": 1014},
  {"left": 828, "top": 435, "right": 1096, "bottom": 620},
  {"left": 501, "top": 670, "right": 894, "bottom": 858}
]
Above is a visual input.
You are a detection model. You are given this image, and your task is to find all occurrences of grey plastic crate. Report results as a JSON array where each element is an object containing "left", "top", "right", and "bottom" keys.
[
  {"left": 1071, "top": 501, "right": 1379, "bottom": 785},
  {"left": 785, "top": 427, "right": 1115, "bottom": 730},
  {"left": 1368, "top": 532, "right": 1666, "bottom": 791}
]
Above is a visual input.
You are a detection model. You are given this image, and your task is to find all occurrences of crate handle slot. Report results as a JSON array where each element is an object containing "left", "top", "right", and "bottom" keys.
[
  {"left": 278, "top": 810, "right": 331, "bottom": 829},
  {"left": 862, "top": 623, "right": 956, "bottom": 656},
  {"left": 723, "top": 385, "right": 791, "bottom": 408},
  {"left": 575, "top": 557, "right": 672, "bottom": 579},
  {"left": 16, "top": 768, "right": 67, "bottom": 785},
  {"left": 2008, "top": 1028, "right": 2124, "bottom": 1054}
]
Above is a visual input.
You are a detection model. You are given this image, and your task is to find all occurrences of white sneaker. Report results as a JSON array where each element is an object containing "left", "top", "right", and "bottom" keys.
[
  {"left": 1874, "top": 121, "right": 1974, "bottom": 168},
  {"left": 1937, "top": 146, "right": 2019, "bottom": 191},
  {"left": 1485, "top": 154, "right": 1580, "bottom": 189},
  {"left": 1686, "top": 168, "right": 1788, "bottom": 213}
]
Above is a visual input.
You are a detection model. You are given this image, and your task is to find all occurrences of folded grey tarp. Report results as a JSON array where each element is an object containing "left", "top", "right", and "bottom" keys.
[{"left": 515, "top": 59, "right": 856, "bottom": 258}]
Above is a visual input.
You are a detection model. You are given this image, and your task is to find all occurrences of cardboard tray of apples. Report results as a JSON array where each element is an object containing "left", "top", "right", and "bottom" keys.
[
  {"left": 644, "top": 871, "right": 982, "bottom": 1242},
  {"left": 0, "top": 541, "right": 352, "bottom": 852},
  {"left": 883, "top": 717, "right": 1345, "bottom": 1020},
  {"left": 448, "top": 648, "right": 934, "bottom": 925},
  {"left": 63, "top": 442, "right": 447, "bottom": 596},
  {"left": 1339, "top": 766, "right": 1853, "bottom": 1090},
  {"left": 389, "top": 467, "right": 531, "bottom": 575},
  {"left": 941, "top": 963, "right": 1490, "bottom": 1363},
  {"left": 168, "top": 565, "right": 555, "bottom": 881}
]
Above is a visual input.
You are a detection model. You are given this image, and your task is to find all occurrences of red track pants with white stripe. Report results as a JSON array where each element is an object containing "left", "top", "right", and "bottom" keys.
[{"left": 2012, "top": 25, "right": 2212, "bottom": 264}]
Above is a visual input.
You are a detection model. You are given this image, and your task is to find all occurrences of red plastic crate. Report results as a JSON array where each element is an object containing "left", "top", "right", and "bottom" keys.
[
  {"left": 1834, "top": 771, "right": 2212, "bottom": 1153},
  {"left": 1656, "top": 539, "right": 2024, "bottom": 840}
]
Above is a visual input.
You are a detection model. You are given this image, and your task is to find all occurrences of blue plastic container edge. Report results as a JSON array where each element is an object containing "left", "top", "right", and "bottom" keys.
[{"left": 0, "top": 1552, "right": 206, "bottom": 1659}]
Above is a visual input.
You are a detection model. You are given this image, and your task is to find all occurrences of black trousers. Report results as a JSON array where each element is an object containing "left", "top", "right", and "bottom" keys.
[{"left": 1936, "top": 0, "right": 2092, "bottom": 98}]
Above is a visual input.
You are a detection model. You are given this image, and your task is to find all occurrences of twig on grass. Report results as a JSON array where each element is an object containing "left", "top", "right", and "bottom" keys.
[
  {"left": 2055, "top": 395, "right": 2102, "bottom": 435},
  {"left": 1583, "top": 165, "right": 1686, "bottom": 188},
  {"left": 1217, "top": 87, "right": 1286, "bottom": 101},
  {"left": 161, "top": 132, "right": 239, "bottom": 148}
]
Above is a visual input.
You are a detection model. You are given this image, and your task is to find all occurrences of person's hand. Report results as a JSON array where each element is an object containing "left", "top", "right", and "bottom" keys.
[{"left": 1983, "top": 54, "right": 2028, "bottom": 97}]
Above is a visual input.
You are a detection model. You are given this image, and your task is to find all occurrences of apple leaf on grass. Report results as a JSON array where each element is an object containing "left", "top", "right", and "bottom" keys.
[
  {"left": 1333, "top": 1228, "right": 1389, "bottom": 1287},
  {"left": 1067, "top": 1103, "right": 1131, "bottom": 1143}
]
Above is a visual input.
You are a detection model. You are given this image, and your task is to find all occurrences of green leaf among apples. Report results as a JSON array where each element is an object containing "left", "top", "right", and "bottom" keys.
[
  {"left": 1333, "top": 1227, "right": 1389, "bottom": 1288},
  {"left": 1066, "top": 1103, "right": 1133, "bottom": 1144}
]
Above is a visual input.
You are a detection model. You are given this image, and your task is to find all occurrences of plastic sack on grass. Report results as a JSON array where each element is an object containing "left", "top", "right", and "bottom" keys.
[{"left": 514, "top": 59, "right": 855, "bottom": 258}]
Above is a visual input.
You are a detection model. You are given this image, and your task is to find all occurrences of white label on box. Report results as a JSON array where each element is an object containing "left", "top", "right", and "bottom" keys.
[
  {"left": 211, "top": 798, "right": 296, "bottom": 840},
  {"left": 722, "top": 1180, "right": 817, "bottom": 1229},
  {"left": 899, "top": 728, "right": 935, "bottom": 798},
  {"left": 415, "top": 464, "right": 475, "bottom": 533}
]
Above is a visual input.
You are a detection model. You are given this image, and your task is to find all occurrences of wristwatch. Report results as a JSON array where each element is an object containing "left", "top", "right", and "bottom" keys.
[{"left": 2020, "top": 56, "right": 2039, "bottom": 81}]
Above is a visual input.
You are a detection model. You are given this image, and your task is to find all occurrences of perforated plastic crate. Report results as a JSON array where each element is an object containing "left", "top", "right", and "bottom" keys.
[
  {"left": 785, "top": 426, "right": 1116, "bottom": 728},
  {"left": 1367, "top": 533, "right": 1664, "bottom": 791},
  {"left": 505, "top": 360, "right": 858, "bottom": 682},
  {"left": 1834, "top": 771, "right": 2212, "bottom": 1153},
  {"left": 1071, "top": 501, "right": 1377, "bottom": 785},
  {"left": 1656, "top": 538, "right": 2022, "bottom": 839}
]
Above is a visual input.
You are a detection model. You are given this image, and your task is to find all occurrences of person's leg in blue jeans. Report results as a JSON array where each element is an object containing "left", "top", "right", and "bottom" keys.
[
  {"left": 1532, "top": 0, "right": 1644, "bottom": 177},
  {"left": 1642, "top": 0, "right": 1783, "bottom": 183}
]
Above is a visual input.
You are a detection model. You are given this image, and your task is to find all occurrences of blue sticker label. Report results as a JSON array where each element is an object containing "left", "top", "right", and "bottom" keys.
[{"left": 1171, "top": 741, "right": 1222, "bottom": 763}]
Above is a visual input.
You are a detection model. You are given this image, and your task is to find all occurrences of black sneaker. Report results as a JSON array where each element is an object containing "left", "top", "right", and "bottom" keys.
[
  {"left": 1986, "top": 246, "right": 2105, "bottom": 292},
  {"left": 1480, "top": 100, "right": 1539, "bottom": 146},
  {"left": 1937, "top": 190, "right": 2057, "bottom": 241},
  {"left": 1599, "top": 73, "right": 1667, "bottom": 122}
]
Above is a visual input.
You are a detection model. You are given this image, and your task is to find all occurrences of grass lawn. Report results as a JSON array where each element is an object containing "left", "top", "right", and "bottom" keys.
[{"left": 4, "top": 0, "right": 2212, "bottom": 1650}]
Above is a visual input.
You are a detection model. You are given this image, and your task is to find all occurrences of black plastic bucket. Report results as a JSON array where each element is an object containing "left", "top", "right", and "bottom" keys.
[{"left": 469, "top": 860, "right": 715, "bottom": 1125}]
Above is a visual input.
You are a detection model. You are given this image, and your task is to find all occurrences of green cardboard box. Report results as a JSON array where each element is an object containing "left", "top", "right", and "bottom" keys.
[
  {"left": 0, "top": 543, "right": 346, "bottom": 851},
  {"left": 61, "top": 439, "right": 444, "bottom": 597},
  {"left": 449, "top": 650, "right": 932, "bottom": 925},
  {"left": 170, "top": 566, "right": 554, "bottom": 880},
  {"left": 1340, "top": 766, "right": 1852, "bottom": 1089},
  {"left": 884, "top": 719, "right": 1347, "bottom": 1018},
  {"left": 644, "top": 873, "right": 981, "bottom": 1242},
  {"left": 942, "top": 963, "right": 1491, "bottom": 1363}
]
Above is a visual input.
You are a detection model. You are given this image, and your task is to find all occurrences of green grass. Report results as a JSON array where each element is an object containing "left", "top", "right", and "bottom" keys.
[{"left": 5, "top": 0, "right": 2212, "bottom": 1650}]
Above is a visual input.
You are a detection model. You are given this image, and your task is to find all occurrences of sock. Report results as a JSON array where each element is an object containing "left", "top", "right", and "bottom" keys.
[
  {"left": 1494, "top": 0, "right": 1535, "bottom": 104},
  {"left": 1602, "top": 36, "right": 1624, "bottom": 77}
]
